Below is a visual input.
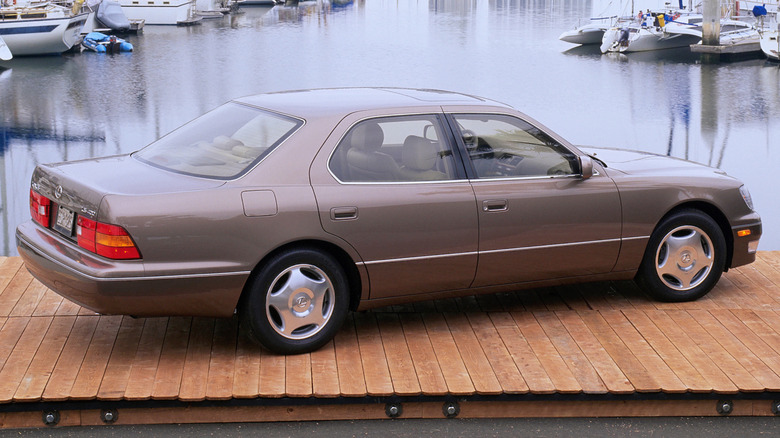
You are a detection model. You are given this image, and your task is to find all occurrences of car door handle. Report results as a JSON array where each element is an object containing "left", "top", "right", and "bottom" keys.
[
  {"left": 330, "top": 207, "right": 358, "bottom": 221},
  {"left": 482, "top": 199, "right": 508, "bottom": 212}
]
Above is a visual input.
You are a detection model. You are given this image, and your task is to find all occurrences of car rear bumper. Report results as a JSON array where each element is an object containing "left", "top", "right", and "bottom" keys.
[{"left": 16, "top": 221, "right": 248, "bottom": 318}]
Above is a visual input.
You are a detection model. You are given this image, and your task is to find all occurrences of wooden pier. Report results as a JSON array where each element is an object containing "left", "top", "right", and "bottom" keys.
[{"left": 1, "top": 253, "right": 780, "bottom": 428}]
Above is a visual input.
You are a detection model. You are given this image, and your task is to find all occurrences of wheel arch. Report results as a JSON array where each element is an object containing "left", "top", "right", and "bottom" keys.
[
  {"left": 655, "top": 201, "right": 734, "bottom": 271},
  {"left": 237, "top": 239, "right": 363, "bottom": 314}
]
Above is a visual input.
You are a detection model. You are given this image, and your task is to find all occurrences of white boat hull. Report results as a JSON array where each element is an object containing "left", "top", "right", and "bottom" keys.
[
  {"left": 559, "top": 24, "right": 607, "bottom": 45},
  {"left": 601, "top": 25, "right": 701, "bottom": 53},
  {"left": 760, "top": 30, "right": 780, "bottom": 61},
  {"left": 119, "top": 0, "right": 194, "bottom": 25},
  {"left": 0, "top": 13, "right": 88, "bottom": 56}
]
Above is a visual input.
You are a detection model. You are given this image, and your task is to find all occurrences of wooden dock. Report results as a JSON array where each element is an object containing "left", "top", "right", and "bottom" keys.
[{"left": 1, "top": 253, "right": 780, "bottom": 428}]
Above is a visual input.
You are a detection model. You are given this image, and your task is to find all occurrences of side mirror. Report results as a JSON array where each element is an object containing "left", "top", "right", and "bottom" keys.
[{"left": 579, "top": 155, "right": 593, "bottom": 180}]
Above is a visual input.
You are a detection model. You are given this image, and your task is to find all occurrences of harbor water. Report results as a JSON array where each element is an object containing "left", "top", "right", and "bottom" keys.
[{"left": 1, "top": 0, "right": 779, "bottom": 256}]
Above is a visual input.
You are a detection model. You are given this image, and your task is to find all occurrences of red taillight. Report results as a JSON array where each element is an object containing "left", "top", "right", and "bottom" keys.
[
  {"left": 30, "top": 189, "right": 51, "bottom": 227},
  {"left": 76, "top": 216, "right": 97, "bottom": 251},
  {"left": 77, "top": 216, "right": 140, "bottom": 260}
]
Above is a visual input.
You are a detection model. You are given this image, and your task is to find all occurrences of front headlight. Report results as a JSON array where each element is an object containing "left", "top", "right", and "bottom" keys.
[{"left": 739, "top": 185, "right": 754, "bottom": 211}]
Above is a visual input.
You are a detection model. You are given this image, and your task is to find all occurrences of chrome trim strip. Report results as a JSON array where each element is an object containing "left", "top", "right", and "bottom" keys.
[
  {"left": 357, "top": 250, "right": 478, "bottom": 266},
  {"left": 479, "top": 238, "right": 623, "bottom": 255},
  {"left": 357, "top": 236, "right": 651, "bottom": 266}
]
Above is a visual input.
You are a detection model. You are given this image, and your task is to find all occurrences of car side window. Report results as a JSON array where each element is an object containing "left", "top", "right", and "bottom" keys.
[
  {"left": 330, "top": 115, "right": 457, "bottom": 182},
  {"left": 451, "top": 114, "right": 578, "bottom": 179}
]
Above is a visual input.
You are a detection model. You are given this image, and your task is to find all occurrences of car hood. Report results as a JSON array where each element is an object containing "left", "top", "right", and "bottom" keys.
[
  {"left": 31, "top": 154, "right": 225, "bottom": 220},
  {"left": 579, "top": 146, "right": 731, "bottom": 178}
]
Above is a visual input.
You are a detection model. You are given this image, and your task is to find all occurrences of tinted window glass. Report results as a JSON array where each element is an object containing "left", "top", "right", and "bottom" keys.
[
  {"left": 135, "top": 103, "right": 302, "bottom": 179},
  {"left": 330, "top": 115, "right": 457, "bottom": 182},
  {"left": 452, "top": 114, "right": 577, "bottom": 179}
]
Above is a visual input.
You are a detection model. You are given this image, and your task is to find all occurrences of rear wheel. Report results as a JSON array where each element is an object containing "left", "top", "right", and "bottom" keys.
[
  {"left": 242, "top": 248, "right": 349, "bottom": 354},
  {"left": 636, "top": 209, "right": 726, "bottom": 302}
]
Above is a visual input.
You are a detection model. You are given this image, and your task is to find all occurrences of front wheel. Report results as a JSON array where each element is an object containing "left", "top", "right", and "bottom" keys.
[
  {"left": 636, "top": 209, "right": 726, "bottom": 302},
  {"left": 241, "top": 248, "right": 349, "bottom": 354}
]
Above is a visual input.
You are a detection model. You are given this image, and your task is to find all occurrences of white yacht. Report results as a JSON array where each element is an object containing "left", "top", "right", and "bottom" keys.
[
  {"left": 760, "top": 28, "right": 780, "bottom": 60},
  {"left": 0, "top": 3, "right": 88, "bottom": 59},
  {"left": 118, "top": 0, "right": 197, "bottom": 25},
  {"left": 559, "top": 19, "right": 617, "bottom": 46},
  {"left": 601, "top": 13, "right": 703, "bottom": 53}
]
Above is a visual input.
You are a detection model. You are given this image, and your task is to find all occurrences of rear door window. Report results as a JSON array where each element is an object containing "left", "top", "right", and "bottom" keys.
[{"left": 329, "top": 115, "right": 458, "bottom": 182}]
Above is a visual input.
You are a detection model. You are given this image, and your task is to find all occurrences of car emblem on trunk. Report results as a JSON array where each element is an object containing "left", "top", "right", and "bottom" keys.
[{"left": 54, "top": 185, "right": 63, "bottom": 199}]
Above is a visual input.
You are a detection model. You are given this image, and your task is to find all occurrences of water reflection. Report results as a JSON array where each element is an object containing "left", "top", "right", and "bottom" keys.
[{"left": 1, "top": 1, "right": 779, "bottom": 256}]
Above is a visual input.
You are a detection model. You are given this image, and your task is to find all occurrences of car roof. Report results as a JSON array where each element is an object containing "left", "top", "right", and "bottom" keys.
[{"left": 235, "top": 88, "right": 512, "bottom": 119}]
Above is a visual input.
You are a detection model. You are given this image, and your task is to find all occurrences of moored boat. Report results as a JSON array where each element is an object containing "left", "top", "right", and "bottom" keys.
[
  {"left": 81, "top": 30, "right": 132, "bottom": 52},
  {"left": 0, "top": 3, "right": 88, "bottom": 58},
  {"left": 760, "top": 28, "right": 780, "bottom": 60},
  {"left": 118, "top": 0, "right": 197, "bottom": 25}
]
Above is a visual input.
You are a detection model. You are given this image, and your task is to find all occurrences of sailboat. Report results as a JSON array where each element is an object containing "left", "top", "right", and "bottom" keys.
[{"left": 0, "top": 3, "right": 88, "bottom": 59}]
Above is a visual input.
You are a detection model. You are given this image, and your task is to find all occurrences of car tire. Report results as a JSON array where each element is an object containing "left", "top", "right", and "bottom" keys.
[
  {"left": 242, "top": 248, "right": 349, "bottom": 355},
  {"left": 636, "top": 209, "right": 726, "bottom": 302}
]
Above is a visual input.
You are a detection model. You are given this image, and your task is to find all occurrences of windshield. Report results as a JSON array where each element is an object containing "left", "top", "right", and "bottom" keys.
[{"left": 134, "top": 102, "right": 303, "bottom": 179}]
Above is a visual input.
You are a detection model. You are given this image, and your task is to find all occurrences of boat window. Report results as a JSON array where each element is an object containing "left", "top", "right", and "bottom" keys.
[
  {"left": 451, "top": 114, "right": 578, "bottom": 179},
  {"left": 134, "top": 103, "right": 302, "bottom": 179}
]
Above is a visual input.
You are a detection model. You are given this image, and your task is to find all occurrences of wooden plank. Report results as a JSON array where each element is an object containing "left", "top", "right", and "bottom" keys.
[
  {"left": 13, "top": 316, "right": 76, "bottom": 402},
  {"left": 534, "top": 311, "right": 607, "bottom": 394},
  {"left": 9, "top": 280, "right": 48, "bottom": 317},
  {"left": 706, "top": 309, "right": 780, "bottom": 389},
  {"left": 422, "top": 313, "right": 475, "bottom": 395},
  {"left": 600, "top": 310, "right": 686, "bottom": 392},
  {"left": 555, "top": 311, "right": 634, "bottom": 394},
  {"left": 31, "top": 289, "right": 64, "bottom": 317},
  {"left": 735, "top": 264, "right": 780, "bottom": 308},
  {"left": 257, "top": 349, "right": 285, "bottom": 398},
  {"left": 205, "top": 318, "right": 238, "bottom": 400},
  {"left": 753, "top": 310, "right": 780, "bottom": 354},
  {"left": 576, "top": 282, "right": 614, "bottom": 311},
  {"left": 150, "top": 317, "right": 193, "bottom": 400},
  {"left": 41, "top": 315, "right": 99, "bottom": 402},
  {"left": 621, "top": 310, "right": 711, "bottom": 392},
  {"left": 375, "top": 313, "right": 421, "bottom": 396},
  {"left": 399, "top": 313, "right": 448, "bottom": 396},
  {"left": 178, "top": 317, "right": 215, "bottom": 402},
  {"left": 96, "top": 316, "right": 146, "bottom": 401},
  {"left": 578, "top": 311, "right": 660, "bottom": 392},
  {"left": 726, "top": 269, "right": 777, "bottom": 309},
  {"left": 354, "top": 312, "right": 393, "bottom": 396},
  {"left": 664, "top": 310, "right": 762, "bottom": 391},
  {"left": 494, "top": 291, "right": 525, "bottom": 312},
  {"left": 333, "top": 314, "right": 367, "bottom": 397},
  {"left": 310, "top": 340, "right": 340, "bottom": 398},
  {"left": 284, "top": 353, "right": 312, "bottom": 398},
  {"left": 55, "top": 296, "right": 83, "bottom": 316},
  {"left": 0, "top": 316, "right": 52, "bottom": 402},
  {"left": 123, "top": 318, "right": 169, "bottom": 401},
  {"left": 232, "top": 322, "right": 263, "bottom": 399},
  {"left": 510, "top": 311, "right": 581, "bottom": 393},
  {"left": 465, "top": 312, "right": 529, "bottom": 394},
  {"left": 0, "top": 257, "right": 23, "bottom": 299},
  {"left": 538, "top": 288, "right": 570, "bottom": 312},
  {"left": 731, "top": 310, "right": 780, "bottom": 357},
  {"left": 0, "top": 317, "right": 29, "bottom": 373},
  {"left": 644, "top": 310, "right": 738, "bottom": 393},
  {"left": 444, "top": 313, "right": 502, "bottom": 395},
  {"left": 489, "top": 312, "right": 555, "bottom": 394},
  {"left": 0, "top": 268, "right": 33, "bottom": 317},
  {"left": 69, "top": 315, "right": 124, "bottom": 400}
]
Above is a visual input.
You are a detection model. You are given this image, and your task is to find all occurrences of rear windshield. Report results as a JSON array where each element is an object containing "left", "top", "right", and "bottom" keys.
[{"left": 134, "top": 103, "right": 303, "bottom": 179}]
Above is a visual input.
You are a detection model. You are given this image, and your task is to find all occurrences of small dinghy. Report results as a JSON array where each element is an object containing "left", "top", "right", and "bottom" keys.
[{"left": 82, "top": 31, "right": 133, "bottom": 53}]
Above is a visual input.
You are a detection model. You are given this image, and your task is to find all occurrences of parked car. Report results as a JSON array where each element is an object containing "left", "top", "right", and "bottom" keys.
[{"left": 16, "top": 88, "right": 762, "bottom": 354}]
